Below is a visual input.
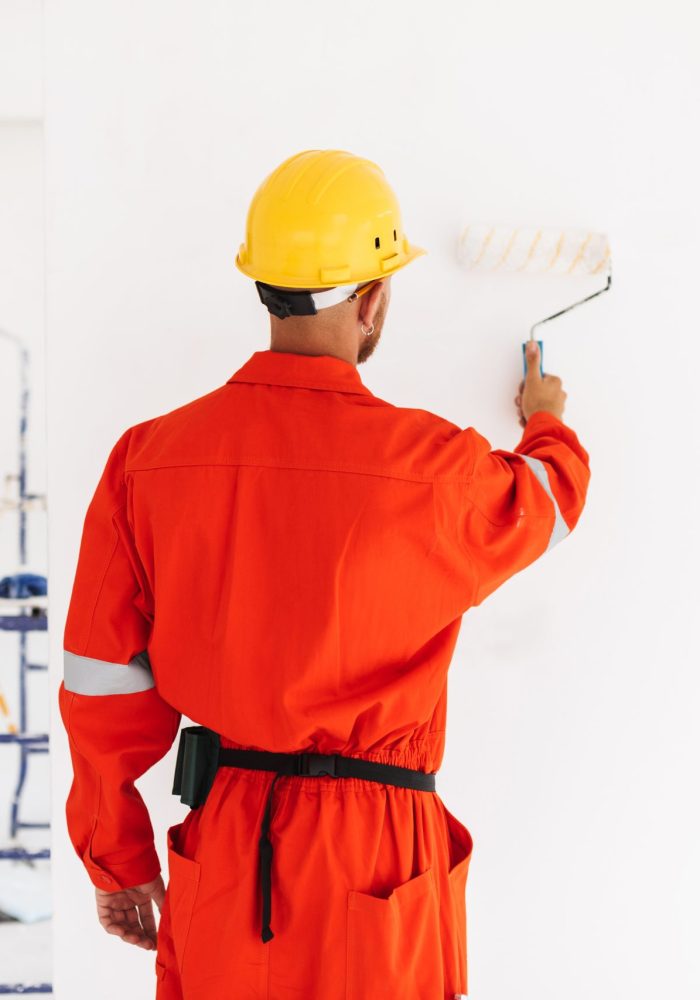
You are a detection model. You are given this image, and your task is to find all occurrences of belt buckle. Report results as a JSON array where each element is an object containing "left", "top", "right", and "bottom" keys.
[{"left": 299, "top": 753, "right": 337, "bottom": 777}]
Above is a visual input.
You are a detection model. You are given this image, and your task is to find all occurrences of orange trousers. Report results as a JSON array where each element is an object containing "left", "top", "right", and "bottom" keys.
[{"left": 154, "top": 758, "right": 472, "bottom": 999}]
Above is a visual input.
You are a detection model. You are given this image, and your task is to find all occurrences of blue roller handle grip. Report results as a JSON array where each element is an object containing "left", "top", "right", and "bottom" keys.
[{"left": 522, "top": 340, "right": 544, "bottom": 378}]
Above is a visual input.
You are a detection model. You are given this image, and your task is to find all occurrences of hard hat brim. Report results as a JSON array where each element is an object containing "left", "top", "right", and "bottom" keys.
[{"left": 235, "top": 241, "right": 428, "bottom": 290}]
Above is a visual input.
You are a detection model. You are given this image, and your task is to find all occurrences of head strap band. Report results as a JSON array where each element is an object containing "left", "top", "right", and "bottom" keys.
[{"left": 255, "top": 280, "right": 378, "bottom": 319}]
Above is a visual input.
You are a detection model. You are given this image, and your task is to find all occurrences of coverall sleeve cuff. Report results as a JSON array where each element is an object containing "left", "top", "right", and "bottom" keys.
[{"left": 85, "top": 843, "right": 162, "bottom": 892}]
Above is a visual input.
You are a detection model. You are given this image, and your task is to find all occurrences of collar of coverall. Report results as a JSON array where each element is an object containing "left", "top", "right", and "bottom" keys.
[{"left": 227, "top": 349, "right": 374, "bottom": 397}]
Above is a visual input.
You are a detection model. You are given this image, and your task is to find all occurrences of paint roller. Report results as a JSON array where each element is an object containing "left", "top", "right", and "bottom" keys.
[{"left": 456, "top": 224, "right": 612, "bottom": 377}]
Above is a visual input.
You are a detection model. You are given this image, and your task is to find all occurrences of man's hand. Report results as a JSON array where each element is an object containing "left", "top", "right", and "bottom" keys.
[
  {"left": 95, "top": 874, "right": 166, "bottom": 950},
  {"left": 514, "top": 340, "right": 567, "bottom": 428}
]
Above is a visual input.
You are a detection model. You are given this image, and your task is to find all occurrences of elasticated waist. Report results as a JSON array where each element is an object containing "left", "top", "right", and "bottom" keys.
[{"left": 172, "top": 725, "right": 437, "bottom": 942}]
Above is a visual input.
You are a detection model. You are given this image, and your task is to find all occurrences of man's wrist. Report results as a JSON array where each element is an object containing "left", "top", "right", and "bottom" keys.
[{"left": 524, "top": 408, "right": 564, "bottom": 425}]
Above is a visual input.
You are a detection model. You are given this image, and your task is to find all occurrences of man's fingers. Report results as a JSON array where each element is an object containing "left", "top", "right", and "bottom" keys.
[
  {"left": 137, "top": 899, "right": 157, "bottom": 935},
  {"left": 96, "top": 889, "right": 158, "bottom": 950},
  {"left": 100, "top": 917, "right": 156, "bottom": 949},
  {"left": 524, "top": 340, "right": 541, "bottom": 379},
  {"left": 98, "top": 909, "right": 137, "bottom": 933},
  {"left": 122, "top": 932, "right": 155, "bottom": 950},
  {"left": 123, "top": 905, "right": 143, "bottom": 933},
  {"left": 100, "top": 918, "right": 134, "bottom": 939},
  {"left": 151, "top": 880, "right": 166, "bottom": 912}
]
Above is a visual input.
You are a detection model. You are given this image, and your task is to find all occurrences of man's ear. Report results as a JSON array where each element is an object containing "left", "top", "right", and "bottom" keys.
[{"left": 358, "top": 280, "right": 385, "bottom": 326}]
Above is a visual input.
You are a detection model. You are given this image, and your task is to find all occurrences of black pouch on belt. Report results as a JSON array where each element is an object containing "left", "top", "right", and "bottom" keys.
[{"left": 171, "top": 725, "right": 221, "bottom": 809}]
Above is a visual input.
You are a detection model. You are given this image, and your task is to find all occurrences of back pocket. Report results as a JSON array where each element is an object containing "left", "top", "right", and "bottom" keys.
[
  {"left": 166, "top": 821, "right": 201, "bottom": 978},
  {"left": 346, "top": 866, "right": 443, "bottom": 999}
]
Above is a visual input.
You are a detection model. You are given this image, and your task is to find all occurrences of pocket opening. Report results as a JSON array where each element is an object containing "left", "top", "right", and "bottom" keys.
[
  {"left": 348, "top": 864, "right": 436, "bottom": 915},
  {"left": 165, "top": 821, "right": 201, "bottom": 978}
]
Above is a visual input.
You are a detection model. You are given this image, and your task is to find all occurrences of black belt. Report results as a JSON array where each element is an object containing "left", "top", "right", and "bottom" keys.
[{"left": 172, "top": 725, "right": 437, "bottom": 943}]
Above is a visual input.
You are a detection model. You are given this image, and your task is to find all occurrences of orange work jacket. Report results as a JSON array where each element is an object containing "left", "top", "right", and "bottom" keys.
[{"left": 58, "top": 348, "right": 590, "bottom": 1000}]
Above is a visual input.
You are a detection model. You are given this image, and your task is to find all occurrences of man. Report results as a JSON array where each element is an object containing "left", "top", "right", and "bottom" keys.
[{"left": 58, "top": 149, "right": 589, "bottom": 999}]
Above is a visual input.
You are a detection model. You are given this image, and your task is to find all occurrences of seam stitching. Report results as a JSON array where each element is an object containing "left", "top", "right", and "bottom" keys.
[
  {"left": 80, "top": 511, "right": 123, "bottom": 655},
  {"left": 228, "top": 378, "right": 372, "bottom": 396},
  {"left": 125, "top": 461, "right": 473, "bottom": 486}
]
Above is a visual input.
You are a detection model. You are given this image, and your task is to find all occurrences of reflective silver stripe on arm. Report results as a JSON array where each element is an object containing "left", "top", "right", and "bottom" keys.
[
  {"left": 63, "top": 649, "right": 155, "bottom": 695},
  {"left": 518, "top": 454, "right": 570, "bottom": 551}
]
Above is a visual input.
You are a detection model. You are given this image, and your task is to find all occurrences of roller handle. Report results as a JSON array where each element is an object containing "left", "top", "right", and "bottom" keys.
[{"left": 522, "top": 339, "right": 544, "bottom": 379}]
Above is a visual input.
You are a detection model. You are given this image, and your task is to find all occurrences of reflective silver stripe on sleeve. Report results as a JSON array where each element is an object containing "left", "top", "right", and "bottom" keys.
[
  {"left": 518, "top": 454, "right": 570, "bottom": 551},
  {"left": 63, "top": 649, "right": 155, "bottom": 695}
]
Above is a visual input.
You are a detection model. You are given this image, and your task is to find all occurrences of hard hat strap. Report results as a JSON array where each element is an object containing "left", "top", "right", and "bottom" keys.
[{"left": 255, "top": 280, "right": 381, "bottom": 319}]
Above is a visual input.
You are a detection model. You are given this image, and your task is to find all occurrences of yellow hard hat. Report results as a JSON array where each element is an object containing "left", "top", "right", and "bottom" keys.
[{"left": 235, "top": 149, "right": 426, "bottom": 294}]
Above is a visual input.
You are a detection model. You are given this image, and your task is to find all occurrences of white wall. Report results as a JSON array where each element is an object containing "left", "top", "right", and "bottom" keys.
[
  {"left": 0, "top": 0, "right": 43, "bottom": 121},
  {"left": 45, "top": 2, "right": 700, "bottom": 998}
]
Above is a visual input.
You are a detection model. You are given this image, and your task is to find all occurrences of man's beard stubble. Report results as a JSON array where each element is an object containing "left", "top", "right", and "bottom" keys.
[{"left": 356, "top": 293, "right": 386, "bottom": 365}]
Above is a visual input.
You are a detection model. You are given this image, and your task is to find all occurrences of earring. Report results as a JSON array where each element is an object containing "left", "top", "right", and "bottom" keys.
[{"left": 361, "top": 322, "right": 374, "bottom": 337}]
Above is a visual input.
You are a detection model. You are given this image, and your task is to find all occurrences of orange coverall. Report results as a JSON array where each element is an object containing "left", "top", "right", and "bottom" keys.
[{"left": 58, "top": 349, "right": 590, "bottom": 999}]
